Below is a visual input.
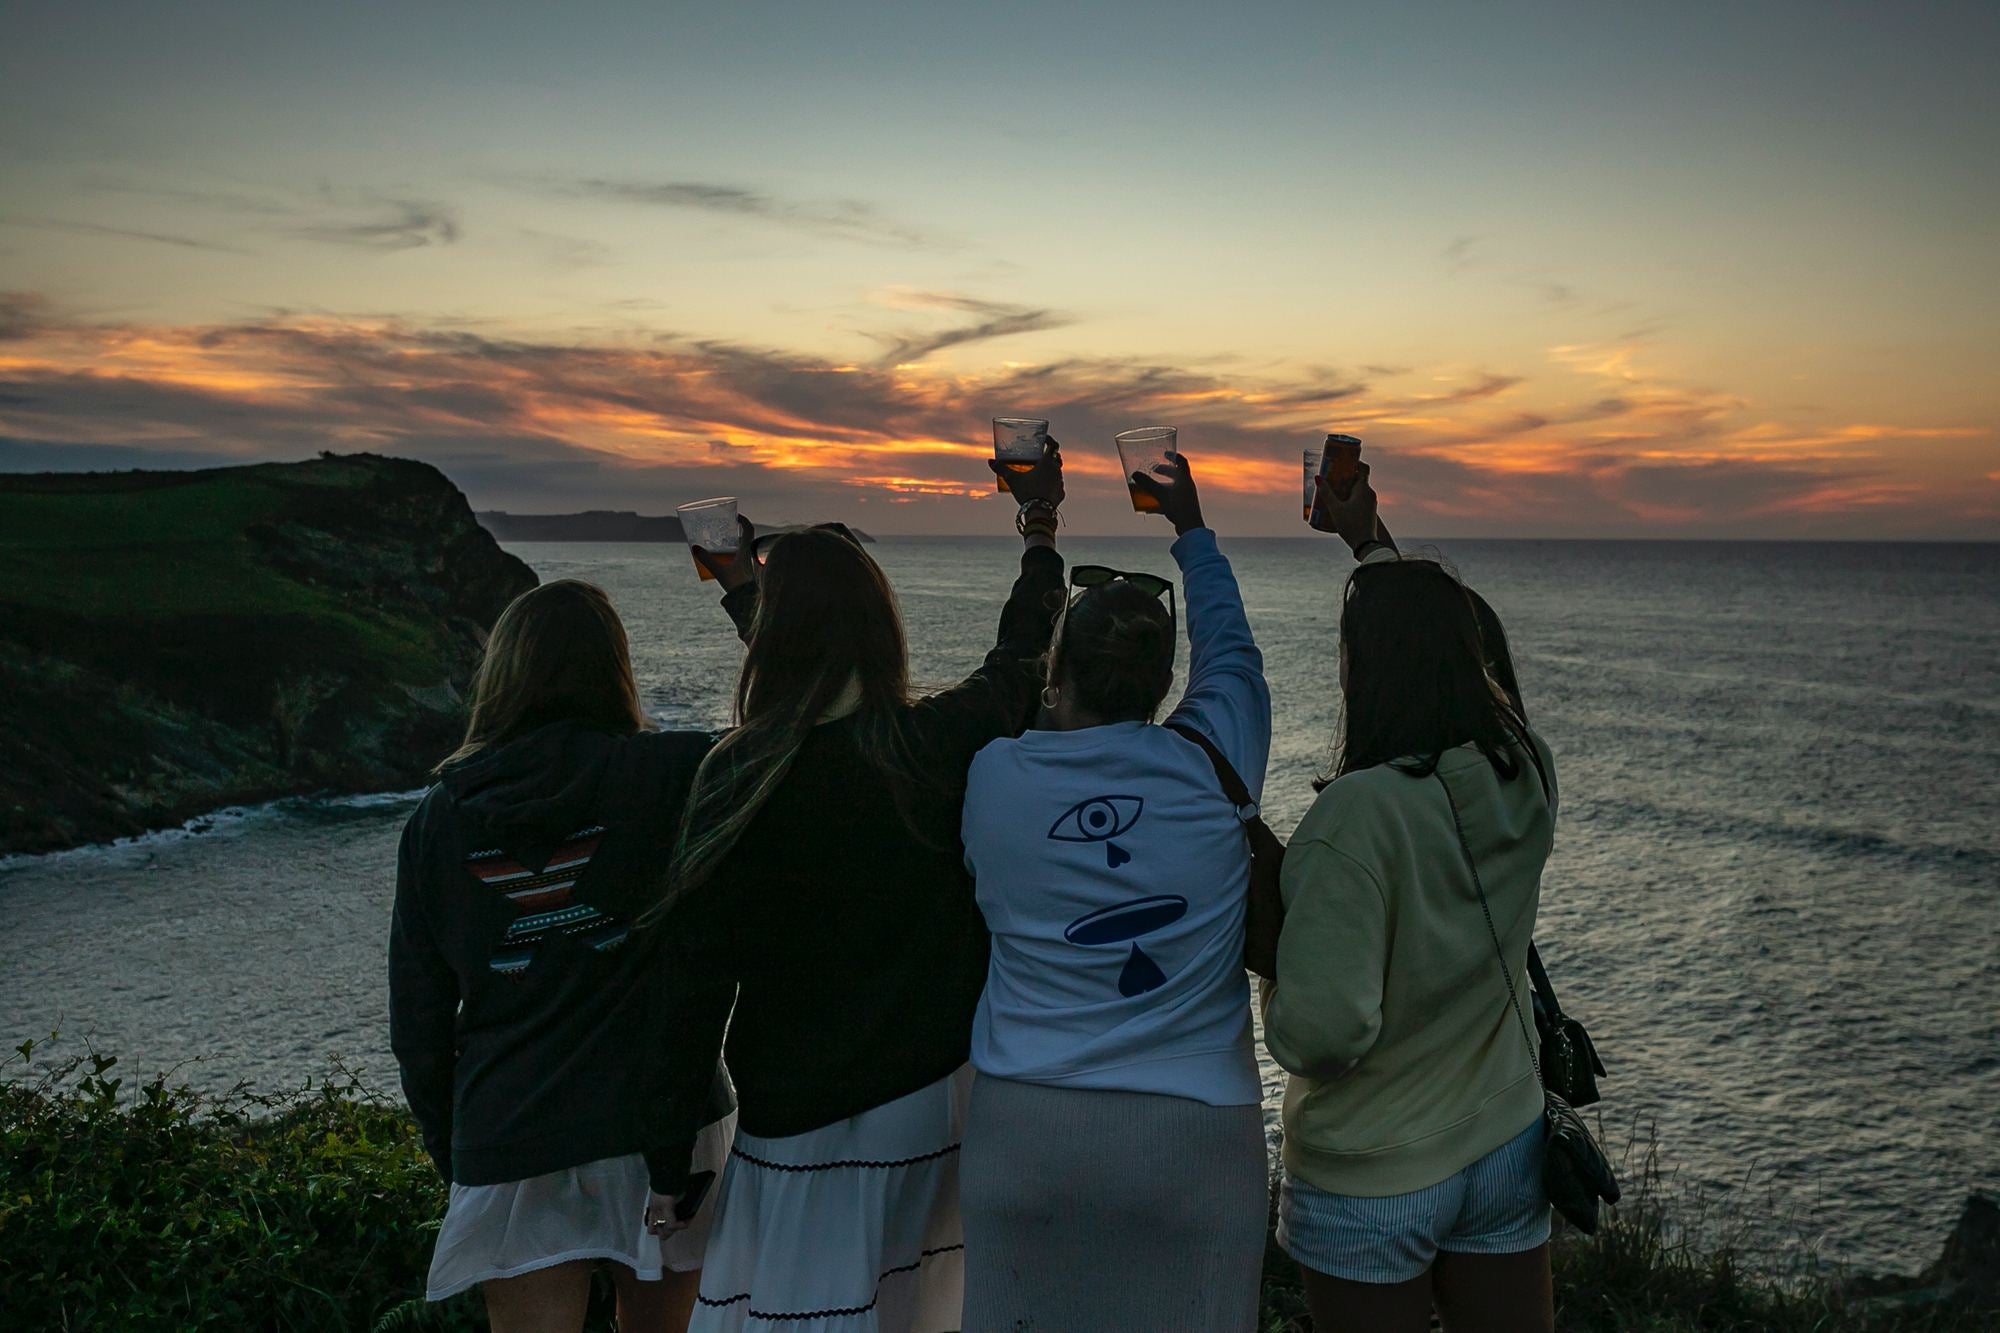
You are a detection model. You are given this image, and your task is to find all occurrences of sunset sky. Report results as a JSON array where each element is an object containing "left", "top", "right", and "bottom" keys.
[{"left": 3, "top": 2, "right": 1995, "bottom": 537}]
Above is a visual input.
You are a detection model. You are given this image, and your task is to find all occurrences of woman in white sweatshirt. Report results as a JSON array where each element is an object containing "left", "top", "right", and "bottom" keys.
[{"left": 954, "top": 451, "right": 1266, "bottom": 1330}]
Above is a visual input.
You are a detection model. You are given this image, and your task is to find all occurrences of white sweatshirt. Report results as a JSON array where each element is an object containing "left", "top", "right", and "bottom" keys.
[{"left": 961, "top": 527, "right": 1269, "bottom": 1106}]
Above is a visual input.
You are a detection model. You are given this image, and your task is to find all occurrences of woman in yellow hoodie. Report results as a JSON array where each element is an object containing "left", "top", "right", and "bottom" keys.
[{"left": 1264, "top": 470, "right": 1557, "bottom": 1333}]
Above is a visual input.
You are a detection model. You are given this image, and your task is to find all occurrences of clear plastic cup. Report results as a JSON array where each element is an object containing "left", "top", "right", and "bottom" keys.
[
  {"left": 676, "top": 496, "right": 739, "bottom": 582},
  {"left": 1303, "top": 447, "right": 1322, "bottom": 523},
  {"left": 992, "top": 417, "right": 1050, "bottom": 494},
  {"left": 1115, "top": 427, "right": 1178, "bottom": 513}
]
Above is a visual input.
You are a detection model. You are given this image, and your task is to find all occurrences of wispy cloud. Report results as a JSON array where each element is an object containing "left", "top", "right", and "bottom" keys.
[
  {"left": 64, "top": 177, "right": 458, "bottom": 252},
  {"left": 867, "top": 291, "right": 1069, "bottom": 365},
  {"left": 0, "top": 291, "right": 51, "bottom": 340},
  {"left": 283, "top": 197, "right": 458, "bottom": 250},
  {"left": 1430, "top": 372, "right": 1522, "bottom": 403},
  {"left": 537, "top": 176, "right": 947, "bottom": 248},
  {"left": 0, "top": 214, "right": 251, "bottom": 254}
]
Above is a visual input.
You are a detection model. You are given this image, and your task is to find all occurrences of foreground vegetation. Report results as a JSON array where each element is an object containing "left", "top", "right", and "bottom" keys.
[{"left": 2, "top": 1041, "right": 1990, "bottom": 1331}]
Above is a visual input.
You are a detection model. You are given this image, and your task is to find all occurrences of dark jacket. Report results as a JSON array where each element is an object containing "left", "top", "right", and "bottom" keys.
[
  {"left": 389, "top": 722, "right": 734, "bottom": 1194},
  {"left": 675, "top": 544, "right": 1064, "bottom": 1139}
]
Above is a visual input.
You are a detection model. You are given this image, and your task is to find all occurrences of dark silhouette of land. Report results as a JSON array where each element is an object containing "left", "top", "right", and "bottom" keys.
[
  {"left": 477, "top": 510, "right": 874, "bottom": 543},
  {"left": 0, "top": 453, "right": 534, "bottom": 854}
]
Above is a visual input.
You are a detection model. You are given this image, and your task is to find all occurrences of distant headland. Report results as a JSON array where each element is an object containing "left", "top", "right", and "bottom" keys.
[
  {"left": 0, "top": 453, "right": 535, "bottom": 855},
  {"left": 477, "top": 510, "right": 874, "bottom": 543}
]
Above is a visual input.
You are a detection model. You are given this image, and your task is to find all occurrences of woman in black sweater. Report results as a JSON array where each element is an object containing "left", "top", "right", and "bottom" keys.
[
  {"left": 652, "top": 449, "right": 1065, "bottom": 1333},
  {"left": 390, "top": 579, "right": 734, "bottom": 1332}
]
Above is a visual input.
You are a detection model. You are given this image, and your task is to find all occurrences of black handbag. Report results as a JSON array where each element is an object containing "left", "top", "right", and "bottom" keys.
[
  {"left": 1437, "top": 772, "right": 1621, "bottom": 1235},
  {"left": 1529, "top": 944, "right": 1607, "bottom": 1108},
  {"left": 1165, "top": 723, "right": 1285, "bottom": 981}
]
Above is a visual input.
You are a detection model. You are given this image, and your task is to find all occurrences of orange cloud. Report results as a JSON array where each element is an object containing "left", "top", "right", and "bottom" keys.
[{"left": 1, "top": 295, "right": 1993, "bottom": 538}]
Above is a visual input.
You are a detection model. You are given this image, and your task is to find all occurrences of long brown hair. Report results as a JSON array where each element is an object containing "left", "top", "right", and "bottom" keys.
[
  {"left": 1048, "top": 582, "right": 1176, "bottom": 723},
  {"left": 651, "top": 528, "right": 918, "bottom": 917},
  {"left": 440, "top": 579, "right": 646, "bottom": 771},
  {"left": 1323, "top": 558, "right": 1545, "bottom": 796}
]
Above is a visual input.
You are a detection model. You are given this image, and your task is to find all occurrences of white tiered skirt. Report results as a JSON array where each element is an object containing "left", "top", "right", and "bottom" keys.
[{"left": 690, "top": 1066, "right": 970, "bottom": 1333}]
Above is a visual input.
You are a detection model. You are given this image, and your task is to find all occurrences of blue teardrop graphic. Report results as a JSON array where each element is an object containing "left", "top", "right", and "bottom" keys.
[{"left": 1118, "top": 943, "right": 1167, "bottom": 997}]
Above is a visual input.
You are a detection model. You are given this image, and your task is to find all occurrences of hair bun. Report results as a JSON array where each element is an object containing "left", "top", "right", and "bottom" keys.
[{"left": 1060, "top": 583, "right": 1176, "bottom": 722}]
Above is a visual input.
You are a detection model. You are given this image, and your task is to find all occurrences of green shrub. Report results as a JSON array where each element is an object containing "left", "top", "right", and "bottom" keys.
[
  {"left": 5, "top": 1039, "right": 1992, "bottom": 1331},
  {"left": 0, "top": 1037, "right": 578, "bottom": 1331}
]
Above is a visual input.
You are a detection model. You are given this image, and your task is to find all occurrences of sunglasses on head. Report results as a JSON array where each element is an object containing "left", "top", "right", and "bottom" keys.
[
  {"left": 1066, "top": 564, "right": 1177, "bottom": 632},
  {"left": 750, "top": 521, "right": 863, "bottom": 565}
]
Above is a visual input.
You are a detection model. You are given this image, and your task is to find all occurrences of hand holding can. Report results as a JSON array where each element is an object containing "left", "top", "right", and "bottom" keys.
[{"left": 1308, "top": 434, "right": 1362, "bottom": 531}]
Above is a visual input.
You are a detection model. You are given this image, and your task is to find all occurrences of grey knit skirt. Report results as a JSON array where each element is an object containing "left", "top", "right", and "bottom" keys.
[{"left": 959, "top": 1075, "right": 1268, "bottom": 1333}]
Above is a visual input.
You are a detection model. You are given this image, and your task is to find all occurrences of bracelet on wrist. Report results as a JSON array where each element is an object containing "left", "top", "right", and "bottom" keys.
[{"left": 1015, "top": 498, "right": 1060, "bottom": 537}]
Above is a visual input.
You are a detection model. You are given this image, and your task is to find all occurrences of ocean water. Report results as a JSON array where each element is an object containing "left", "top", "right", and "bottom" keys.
[{"left": 4, "top": 536, "right": 1996, "bottom": 1273}]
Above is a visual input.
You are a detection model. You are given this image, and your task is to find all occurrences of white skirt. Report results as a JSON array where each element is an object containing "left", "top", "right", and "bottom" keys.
[
  {"left": 691, "top": 1066, "right": 970, "bottom": 1333},
  {"left": 427, "top": 1111, "right": 738, "bottom": 1300}
]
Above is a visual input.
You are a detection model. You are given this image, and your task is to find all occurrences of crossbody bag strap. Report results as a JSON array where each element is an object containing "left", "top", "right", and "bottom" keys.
[
  {"left": 1164, "top": 722, "right": 1258, "bottom": 820},
  {"left": 1435, "top": 769, "right": 1541, "bottom": 1087},
  {"left": 1527, "top": 943, "right": 1564, "bottom": 1020}
]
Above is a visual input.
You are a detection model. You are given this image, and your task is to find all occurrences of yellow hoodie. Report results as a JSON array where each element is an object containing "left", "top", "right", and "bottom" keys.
[{"left": 1263, "top": 735, "right": 1556, "bottom": 1197}]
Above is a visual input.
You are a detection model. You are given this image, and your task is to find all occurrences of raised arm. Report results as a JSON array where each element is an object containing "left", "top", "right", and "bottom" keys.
[
  {"left": 1316, "top": 461, "right": 1397, "bottom": 564},
  {"left": 1133, "top": 453, "right": 1271, "bottom": 800},
  {"left": 904, "top": 444, "right": 1066, "bottom": 752},
  {"left": 387, "top": 814, "right": 458, "bottom": 1179},
  {"left": 696, "top": 513, "right": 761, "bottom": 642}
]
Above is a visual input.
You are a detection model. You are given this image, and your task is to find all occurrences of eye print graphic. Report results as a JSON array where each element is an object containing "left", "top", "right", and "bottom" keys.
[{"left": 1047, "top": 795, "right": 1145, "bottom": 868}]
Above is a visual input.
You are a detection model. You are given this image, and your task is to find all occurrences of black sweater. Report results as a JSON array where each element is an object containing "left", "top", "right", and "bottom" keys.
[
  {"left": 682, "top": 544, "right": 1063, "bottom": 1139},
  {"left": 389, "top": 722, "right": 734, "bottom": 1194}
]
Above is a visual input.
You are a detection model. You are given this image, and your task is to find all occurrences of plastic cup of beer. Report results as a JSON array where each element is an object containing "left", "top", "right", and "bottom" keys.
[
  {"left": 1303, "top": 448, "right": 1323, "bottom": 522},
  {"left": 1115, "top": 427, "right": 1178, "bottom": 513},
  {"left": 676, "top": 496, "right": 739, "bottom": 582},
  {"left": 992, "top": 417, "right": 1050, "bottom": 494}
]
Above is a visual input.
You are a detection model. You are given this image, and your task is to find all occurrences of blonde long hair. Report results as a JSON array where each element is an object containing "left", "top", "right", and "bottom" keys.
[{"left": 440, "top": 579, "right": 646, "bottom": 771}]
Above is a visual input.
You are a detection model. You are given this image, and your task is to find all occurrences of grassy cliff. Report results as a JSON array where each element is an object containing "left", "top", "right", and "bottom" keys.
[{"left": 0, "top": 454, "right": 535, "bottom": 854}]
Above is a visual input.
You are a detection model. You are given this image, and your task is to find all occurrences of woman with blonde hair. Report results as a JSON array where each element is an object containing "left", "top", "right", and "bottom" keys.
[{"left": 391, "top": 578, "right": 734, "bottom": 1333}]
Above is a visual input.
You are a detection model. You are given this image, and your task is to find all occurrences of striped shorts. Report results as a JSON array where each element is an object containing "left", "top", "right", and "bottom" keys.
[{"left": 1277, "top": 1117, "right": 1550, "bottom": 1284}]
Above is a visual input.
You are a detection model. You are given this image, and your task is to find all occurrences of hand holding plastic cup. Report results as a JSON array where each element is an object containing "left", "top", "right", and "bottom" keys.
[
  {"left": 1115, "top": 427, "right": 1178, "bottom": 513},
  {"left": 992, "top": 417, "right": 1051, "bottom": 494},
  {"left": 676, "top": 496, "right": 739, "bottom": 582}
]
